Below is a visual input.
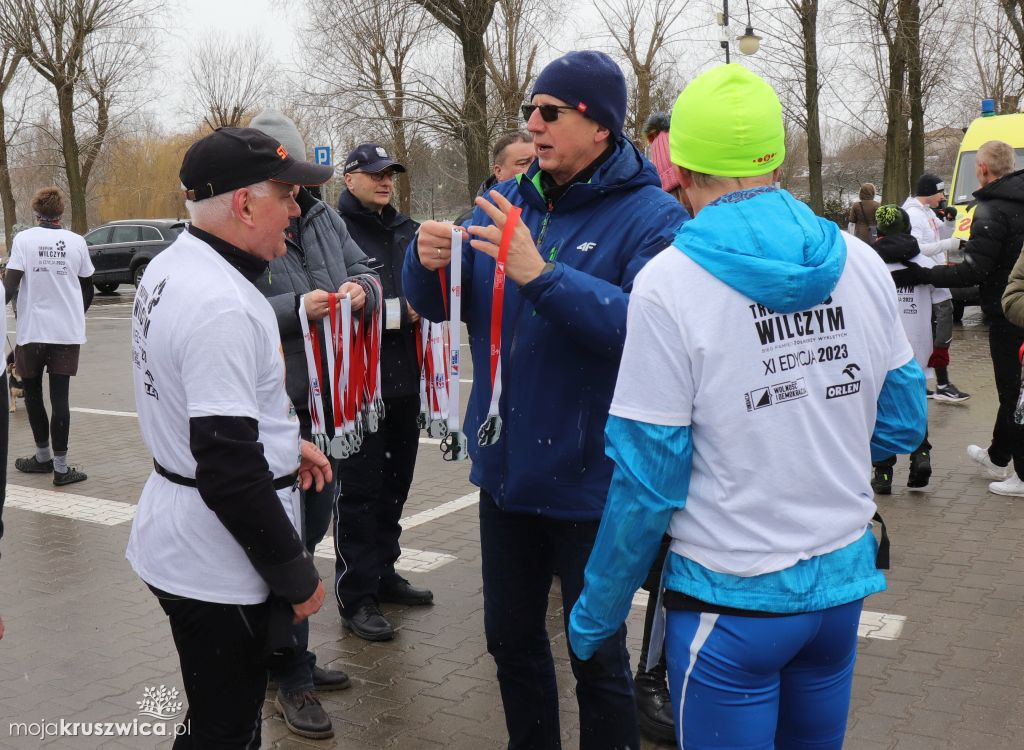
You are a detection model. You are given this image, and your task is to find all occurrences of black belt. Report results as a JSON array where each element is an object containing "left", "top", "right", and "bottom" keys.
[{"left": 153, "top": 460, "right": 298, "bottom": 491}]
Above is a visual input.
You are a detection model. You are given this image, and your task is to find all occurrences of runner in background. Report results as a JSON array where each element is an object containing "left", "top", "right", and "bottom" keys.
[{"left": 3, "top": 187, "right": 94, "bottom": 486}]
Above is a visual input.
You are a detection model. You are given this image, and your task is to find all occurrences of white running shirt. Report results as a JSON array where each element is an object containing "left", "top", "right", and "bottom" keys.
[
  {"left": 126, "top": 230, "right": 302, "bottom": 604},
  {"left": 7, "top": 226, "right": 94, "bottom": 345},
  {"left": 611, "top": 235, "right": 914, "bottom": 577}
]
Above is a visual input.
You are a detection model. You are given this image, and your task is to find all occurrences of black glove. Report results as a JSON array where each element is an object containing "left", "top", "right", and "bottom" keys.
[
  {"left": 891, "top": 262, "right": 930, "bottom": 288},
  {"left": 942, "top": 206, "right": 957, "bottom": 221}
]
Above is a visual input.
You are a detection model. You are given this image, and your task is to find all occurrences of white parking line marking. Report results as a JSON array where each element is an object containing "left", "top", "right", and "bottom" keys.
[
  {"left": 312, "top": 538, "right": 455, "bottom": 572},
  {"left": 401, "top": 492, "right": 478, "bottom": 529},
  {"left": 628, "top": 593, "right": 904, "bottom": 641},
  {"left": 6, "top": 484, "right": 136, "bottom": 525},
  {"left": 857, "top": 610, "right": 906, "bottom": 640},
  {"left": 71, "top": 407, "right": 138, "bottom": 418}
]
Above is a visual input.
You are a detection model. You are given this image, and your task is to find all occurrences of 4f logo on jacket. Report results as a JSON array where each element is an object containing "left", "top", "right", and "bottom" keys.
[{"left": 576, "top": 242, "right": 597, "bottom": 252}]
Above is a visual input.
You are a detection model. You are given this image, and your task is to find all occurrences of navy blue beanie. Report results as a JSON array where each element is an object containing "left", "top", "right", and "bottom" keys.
[{"left": 531, "top": 51, "right": 627, "bottom": 135}]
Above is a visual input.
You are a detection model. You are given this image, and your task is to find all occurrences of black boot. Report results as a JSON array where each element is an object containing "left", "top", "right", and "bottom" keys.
[
  {"left": 635, "top": 663, "right": 675, "bottom": 743},
  {"left": 871, "top": 464, "right": 892, "bottom": 495},
  {"left": 907, "top": 449, "right": 931, "bottom": 489}
]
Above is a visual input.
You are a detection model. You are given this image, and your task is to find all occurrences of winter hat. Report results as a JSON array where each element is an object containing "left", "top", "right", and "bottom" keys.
[
  {"left": 669, "top": 64, "right": 785, "bottom": 177},
  {"left": 249, "top": 109, "right": 307, "bottom": 162},
  {"left": 915, "top": 173, "right": 945, "bottom": 197},
  {"left": 875, "top": 204, "right": 910, "bottom": 236},
  {"left": 531, "top": 51, "right": 627, "bottom": 135}
]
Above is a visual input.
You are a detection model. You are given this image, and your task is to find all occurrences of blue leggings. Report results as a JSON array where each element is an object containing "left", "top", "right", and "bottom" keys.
[{"left": 665, "top": 599, "right": 863, "bottom": 749}]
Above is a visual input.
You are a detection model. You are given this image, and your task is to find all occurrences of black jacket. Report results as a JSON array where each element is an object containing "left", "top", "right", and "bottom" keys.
[
  {"left": 926, "top": 170, "right": 1024, "bottom": 319},
  {"left": 254, "top": 188, "right": 378, "bottom": 438},
  {"left": 337, "top": 190, "right": 420, "bottom": 397}
]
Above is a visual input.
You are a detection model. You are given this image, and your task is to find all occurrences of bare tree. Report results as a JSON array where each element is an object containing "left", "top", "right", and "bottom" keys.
[
  {"left": 0, "top": 0, "right": 159, "bottom": 233},
  {"left": 0, "top": 43, "right": 22, "bottom": 250},
  {"left": 413, "top": 0, "right": 499, "bottom": 201},
  {"left": 299, "top": 0, "right": 434, "bottom": 214},
  {"left": 485, "top": 0, "right": 549, "bottom": 132},
  {"left": 185, "top": 32, "right": 272, "bottom": 131},
  {"left": 594, "top": 0, "right": 691, "bottom": 145},
  {"left": 757, "top": 0, "right": 825, "bottom": 212}
]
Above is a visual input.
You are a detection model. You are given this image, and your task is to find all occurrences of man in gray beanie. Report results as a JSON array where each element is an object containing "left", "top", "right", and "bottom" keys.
[
  {"left": 403, "top": 50, "right": 689, "bottom": 748},
  {"left": 248, "top": 108, "right": 378, "bottom": 740}
]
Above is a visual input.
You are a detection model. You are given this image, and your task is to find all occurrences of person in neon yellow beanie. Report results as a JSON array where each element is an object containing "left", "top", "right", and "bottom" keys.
[{"left": 568, "top": 64, "right": 927, "bottom": 748}]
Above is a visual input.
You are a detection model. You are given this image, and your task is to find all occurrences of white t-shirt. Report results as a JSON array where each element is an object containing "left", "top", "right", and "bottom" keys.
[
  {"left": 7, "top": 226, "right": 94, "bottom": 345},
  {"left": 887, "top": 253, "right": 951, "bottom": 369},
  {"left": 126, "top": 230, "right": 302, "bottom": 604},
  {"left": 611, "top": 234, "right": 914, "bottom": 577}
]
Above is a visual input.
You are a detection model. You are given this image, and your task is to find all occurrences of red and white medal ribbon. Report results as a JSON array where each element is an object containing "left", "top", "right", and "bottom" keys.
[
  {"left": 298, "top": 295, "right": 330, "bottom": 455},
  {"left": 477, "top": 206, "right": 522, "bottom": 447},
  {"left": 324, "top": 292, "right": 352, "bottom": 459}
]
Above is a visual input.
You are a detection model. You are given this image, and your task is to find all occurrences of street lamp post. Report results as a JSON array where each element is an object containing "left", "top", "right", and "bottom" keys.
[{"left": 720, "top": 0, "right": 762, "bottom": 62}]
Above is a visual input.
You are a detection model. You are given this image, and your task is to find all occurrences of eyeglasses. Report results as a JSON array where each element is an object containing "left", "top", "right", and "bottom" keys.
[
  {"left": 521, "top": 103, "right": 579, "bottom": 123},
  {"left": 353, "top": 170, "right": 398, "bottom": 182}
]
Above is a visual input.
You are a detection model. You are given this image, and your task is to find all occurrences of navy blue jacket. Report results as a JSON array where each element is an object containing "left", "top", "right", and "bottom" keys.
[{"left": 402, "top": 137, "right": 688, "bottom": 519}]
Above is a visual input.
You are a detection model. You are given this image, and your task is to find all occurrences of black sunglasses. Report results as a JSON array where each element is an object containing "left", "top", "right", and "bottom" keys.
[{"left": 521, "top": 103, "right": 579, "bottom": 123}]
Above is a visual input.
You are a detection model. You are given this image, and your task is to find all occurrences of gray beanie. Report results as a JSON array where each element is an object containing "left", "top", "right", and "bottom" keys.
[{"left": 249, "top": 109, "right": 306, "bottom": 161}]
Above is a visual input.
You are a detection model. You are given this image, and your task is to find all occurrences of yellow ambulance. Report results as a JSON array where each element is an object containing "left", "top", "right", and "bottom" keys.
[
  {"left": 946, "top": 100, "right": 1024, "bottom": 318},
  {"left": 948, "top": 101, "right": 1024, "bottom": 240}
]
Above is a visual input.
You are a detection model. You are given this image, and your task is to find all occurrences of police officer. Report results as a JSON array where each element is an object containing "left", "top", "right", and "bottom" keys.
[{"left": 334, "top": 144, "right": 431, "bottom": 641}]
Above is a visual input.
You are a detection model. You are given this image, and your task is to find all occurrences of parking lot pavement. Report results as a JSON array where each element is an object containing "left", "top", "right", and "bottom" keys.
[{"left": 0, "top": 296, "right": 1022, "bottom": 748}]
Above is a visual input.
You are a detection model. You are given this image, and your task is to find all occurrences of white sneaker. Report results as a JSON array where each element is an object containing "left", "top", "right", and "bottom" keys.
[
  {"left": 989, "top": 475, "right": 1024, "bottom": 497},
  {"left": 967, "top": 444, "right": 1011, "bottom": 479}
]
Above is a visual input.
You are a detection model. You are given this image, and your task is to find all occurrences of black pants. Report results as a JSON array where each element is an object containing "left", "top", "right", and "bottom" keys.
[
  {"left": 479, "top": 491, "right": 638, "bottom": 749},
  {"left": 638, "top": 535, "right": 672, "bottom": 673},
  {"left": 873, "top": 431, "right": 931, "bottom": 471},
  {"left": 152, "top": 589, "right": 270, "bottom": 749},
  {"left": 988, "top": 319, "right": 1024, "bottom": 478},
  {"left": 22, "top": 373, "right": 70, "bottom": 452},
  {"left": 333, "top": 394, "right": 420, "bottom": 616}
]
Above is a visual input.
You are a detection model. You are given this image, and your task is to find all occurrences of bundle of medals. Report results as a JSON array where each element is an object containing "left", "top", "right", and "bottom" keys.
[
  {"left": 299, "top": 276, "right": 384, "bottom": 459},
  {"left": 418, "top": 211, "right": 521, "bottom": 461}
]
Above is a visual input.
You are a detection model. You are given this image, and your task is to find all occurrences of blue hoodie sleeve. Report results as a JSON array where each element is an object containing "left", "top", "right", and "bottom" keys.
[
  {"left": 517, "top": 198, "right": 686, "bottom": 359},
  {"left": 871, "top": 358, "right": 928, "bottom": 461},
  {"left": 568, "top": 415, "right": 692, "bottom": 661},
  {"left": 402, "top": 228, "right": 476, "bottom": 324}
]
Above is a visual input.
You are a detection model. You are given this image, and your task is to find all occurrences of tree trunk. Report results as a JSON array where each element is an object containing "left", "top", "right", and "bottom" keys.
[
  {"left": 882, "top": 1, "right": 910, "bottom": 202},
  {"left": 906, "top": 0, "right": 925, "bottom": 185},
  {"left": 460, "top": 26, "right": 491, "bottom": 202},
  {"left": 801, "top": 0, "right": 823, "bottom": 214},
  {"left": 56, "top": 82, "right": 88, "bottom": 233},
  {"left": 632, "top": 66, "right": 652, "bottom": 147}
]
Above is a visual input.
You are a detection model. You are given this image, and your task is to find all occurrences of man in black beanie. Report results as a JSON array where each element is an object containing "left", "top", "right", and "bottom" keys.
[{"left": 403, "top": 49, "right": 688, "bottom": 748}]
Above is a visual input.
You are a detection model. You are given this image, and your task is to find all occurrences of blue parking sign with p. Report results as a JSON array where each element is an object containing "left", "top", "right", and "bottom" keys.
[{"left": 313, "top": 146, "right": 332, "bottom": 166}]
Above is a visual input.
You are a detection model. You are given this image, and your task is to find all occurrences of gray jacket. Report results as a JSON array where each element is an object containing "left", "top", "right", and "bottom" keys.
[{"left": 254, "top": 188, "right": 378, "bottom": 437}]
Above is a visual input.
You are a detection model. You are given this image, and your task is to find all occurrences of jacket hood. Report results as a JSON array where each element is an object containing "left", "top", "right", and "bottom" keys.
[
  {"left": 975, "top": 169, "right": 1024, "bottom": 204},
  {"left": 873, "top": 233, "right": 920, "bottom": 264},
  {"left": 518, "top": 135, "right": 661, "bottom": 211},
  {"left": 674, "top": 187, "right": 846, "bottom": 313}
]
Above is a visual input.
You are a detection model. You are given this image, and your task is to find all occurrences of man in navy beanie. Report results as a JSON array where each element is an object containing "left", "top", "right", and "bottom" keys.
[{"left": 403, "top": 49, "right": 689, "bottom": 748}]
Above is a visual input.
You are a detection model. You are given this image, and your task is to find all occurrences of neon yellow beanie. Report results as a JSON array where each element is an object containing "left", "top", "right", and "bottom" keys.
[{"left": 669, "top": 64, "right": 785, "bottom": 177}]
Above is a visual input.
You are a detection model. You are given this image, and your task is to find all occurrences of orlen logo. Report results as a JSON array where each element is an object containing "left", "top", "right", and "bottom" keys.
[
  {"left": 753, "top": 152, "right": 776, "bottom": 164},
  {"left": 958, "top": 216, "right": 972, "bottom": 233},
  {"left": 276, "top": 145, "right": 289, "bottom": 159}
]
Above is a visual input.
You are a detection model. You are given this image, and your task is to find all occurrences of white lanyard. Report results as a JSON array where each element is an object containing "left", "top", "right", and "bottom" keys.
[{"left": 441, "top": 228, "right": 467, "bottom": 461}]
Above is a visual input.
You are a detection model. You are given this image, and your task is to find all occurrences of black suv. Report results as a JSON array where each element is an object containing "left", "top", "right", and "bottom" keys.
[{"left": 84, "top": 219, "right": 185, "bottom": 293}]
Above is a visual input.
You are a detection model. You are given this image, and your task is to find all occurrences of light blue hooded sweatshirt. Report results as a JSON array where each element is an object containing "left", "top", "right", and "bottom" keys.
[{"left": 568, "top": 187, "right": 927, "bottom": 661}]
